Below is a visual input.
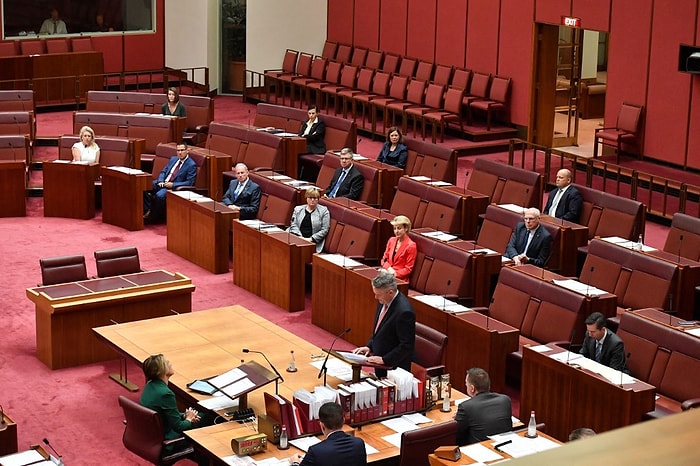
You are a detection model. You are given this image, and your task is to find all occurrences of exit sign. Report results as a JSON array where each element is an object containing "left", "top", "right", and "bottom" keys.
[{"left": 561, "top": 16, "right": 581, "bottom": 28}]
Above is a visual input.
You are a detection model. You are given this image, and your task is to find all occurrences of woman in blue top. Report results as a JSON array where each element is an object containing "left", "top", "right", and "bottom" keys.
[{"left": 376, "top": 126, "right": 408, "bottom": 169}]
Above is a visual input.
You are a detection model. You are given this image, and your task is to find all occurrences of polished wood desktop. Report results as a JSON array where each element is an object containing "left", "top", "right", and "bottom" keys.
[
  {"left": 632, "top": 307, "right": 700, "bottom": 330},
  {"left": 311, "top": 254, "right": 409, "bottom": 346},
  {"left": 0, "top": 160, "right": 25, "bottom": 217},
  {"left": 520, "top": 345, "right": 655, "bottom": 441},
  {"left": 232, "top": 219, "right": 315, "bottom": 311},
  {"left": 42, "top": 161, "right": 100, "bottom": 219},
  {"left": 167, "top": 191, "right": 237, "bottom": 274},
  {"left": 410, "top": 296, "right": 519, "bottom": 394},
  {"left": 0, "top": 409, "right": 18, "bottom": 455},
  {"left": 26, "top": 270, "right": 194, "bottom": 369},
  {"left": 357, "top": 158, "right": 404, "bottom": 209},
  {"left": 101, "top": 167, "right": 151, "bottom": 231},
  {"left": 427, "top": 429, "right": 562, "bottom": 465}
]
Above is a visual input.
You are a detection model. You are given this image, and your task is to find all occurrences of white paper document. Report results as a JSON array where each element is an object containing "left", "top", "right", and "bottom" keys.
[
  {"left": 460, "top": 443, "right": 504, "bottom": 463},
  {"left": 497, "top": 203, "right": 525, "bottom": 213},
  {"left": 197, "top": 394, "right": 239, "bottom": 411},
  {"left": 552, "top": 279, "right": 608, "bottom": 296},
  {"left": 0, "top": 449, "right": 47, "bottom": 466},
  {"left": 381, "top": 417, "right": 420, "bottom": 433},
  {"left": 309, "top": 357, "right": 354, "bottom": 381},
  {"left": 208, "top": 367, "right": 246, "bottom": 388},
  {"left": 401, "top": 412, "right": 432, "bottom": 424},
  {"left": 288, "top": 436, "right": 321, "bottom": 452},
  {"left": 318, "top": 254, "right": 363, "bottom": 268},
  {"left": 497, "top": 435, "right": 561, "bottom": 458},
  {"left": 335, "top": 350, "right": 368, "bottom": 364},
  {"left": 528, "top": 344, "right": 554, "bottom": 353},
  {"left": 412, "top": 294, "right": 471, "bottom": 313},
  {"left": 427, "top": 180, "right": 452, "bottom": 187},
  {"left": 421, "top": 231, "right": 458, "bottom": 242},
  {"left": 221, "top": 378, "right": 256, "bottom": 398}
]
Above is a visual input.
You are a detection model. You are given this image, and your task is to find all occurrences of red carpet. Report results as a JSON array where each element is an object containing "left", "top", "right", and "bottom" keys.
[{"left": 3, "top": 95, "right": 672, "bottom": 464}]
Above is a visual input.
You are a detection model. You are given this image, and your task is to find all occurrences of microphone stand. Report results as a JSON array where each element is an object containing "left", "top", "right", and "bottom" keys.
[
  {"left": 318, "top": 327, "right": 351, "bottom": 386},
  {"left": 442, "top": 279, "right": 452, "bottom": 311},
  {"left": 342, "top": 239, "right": 355, "bottom": 269},
  {"left": 619, "top": 353, "right": 631, "bottom": 388},
  {"left": 565, "top": 329, "right": 577, "bottom": 365},
  {"left": 585, "top": 266, "right": 594, "bottom": 297},
  {"left": 243, "top": 349, "right": 284, "bottom": 394},
  {"left": 43, "top": 438, "right": 64, "bottom": 466}
]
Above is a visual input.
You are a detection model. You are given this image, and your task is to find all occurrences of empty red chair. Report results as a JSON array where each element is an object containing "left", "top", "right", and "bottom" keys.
[
  {"left": 594, "top": 102, "right": 644, "bottom": 163},
  {"left": 468, "top": 76, "right": 511, "bottom": 130}
]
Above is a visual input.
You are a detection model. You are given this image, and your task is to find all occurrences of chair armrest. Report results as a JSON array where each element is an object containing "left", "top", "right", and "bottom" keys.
[
  {"left": 682, "top": 398, "right": 700, "bottom": 410},
  {"left": 470, "top": 306, "right": 489, "bottom": 315},
  {"left": 194, "top": 124, "right": 209, "bottom": 133},
  {"left": 162, "top": 436, "right": 189, "bottom": 448}
]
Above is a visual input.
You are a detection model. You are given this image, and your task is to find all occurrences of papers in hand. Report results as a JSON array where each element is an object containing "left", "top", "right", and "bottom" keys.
[{"left": 335, "top": 350, "right": 367, "bottom": 364}]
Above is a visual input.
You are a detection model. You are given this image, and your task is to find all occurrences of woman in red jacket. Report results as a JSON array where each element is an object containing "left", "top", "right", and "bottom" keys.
[{"left": 381, "top": 215, "right": 417, "bottom": 281}]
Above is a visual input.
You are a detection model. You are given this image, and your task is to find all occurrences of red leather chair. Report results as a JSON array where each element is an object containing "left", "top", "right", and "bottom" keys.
[
  {"left": 94, "top": 247, "right": 142, "bottom": 278},
  {"left": 399, "top": 420, "right": 457, "bottom": 466},
  {"left": 39, "top": 254, "right": 87, "bottom": 286},
  {"left": 413, "top": 323, "right": 448, "bottom": 377},
  {"left": 593, "top": 102, "right": 643, "bottom": 163},
  {"left": 118, "top": 396, "right": 194, "bottom": 465},
  {"left": 468, "top": 76, "right": 511, "bottom": 130},
  {"left": 46, "top": 38, "right": 70, "bottom": 54}
]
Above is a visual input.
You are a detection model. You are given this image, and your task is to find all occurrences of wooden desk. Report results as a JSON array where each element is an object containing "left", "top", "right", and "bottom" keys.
[
  {"left": 43, "top": 161, "right": 100, "bottom": 219},
  {"left": 101, "top": 166, "right": 151, "bottom": 231},
  {"left": 26, "top": 270, "right": 194, "bottom": 369},
  {"left": 520, "top": 345, "right": 655, "bottom": 441},
  {"left": 232, "top": 219, "right": 262, "bottom": 295},
  {"left": 428, "top": 430, "right": 561, "bottom": 465},
  {"left": 356, "top": 158, "right": 404, "bottom": 209},
  {"left": 0, "top": 160, "right": 25, "bottom": 217},
  {"left": 311, "top": 255, "right": 409, "bottom": 346},
  {"left": 167, "top": 191, "right": 237, "bottom": 274},
  {"left": 540, "top": 213, "right": 589, "bottom": 277},
  {"left": 0, "top": 445, "right": 51, "bottom": 465},
  {"left": 0, "top": 410, "right": 18, "bottom": 456},
  {"left": 410, "top": 295, "right": 519, "bottom": 394}
]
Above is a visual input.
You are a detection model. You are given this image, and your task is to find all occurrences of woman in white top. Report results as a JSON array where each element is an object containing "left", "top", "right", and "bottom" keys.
[{"left": 72, "top": 126, "right": 100, "bottom": 163}]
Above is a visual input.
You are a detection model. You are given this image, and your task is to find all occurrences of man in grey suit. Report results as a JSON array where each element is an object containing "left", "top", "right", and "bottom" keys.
[{"left": 455, "top": 368, "right": 512, "bottom": 446}]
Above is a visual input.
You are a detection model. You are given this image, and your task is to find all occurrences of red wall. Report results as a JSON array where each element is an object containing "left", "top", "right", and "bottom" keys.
[
  {"left": 379, "top": 0, "right": 408, "bottom": 56},
  {"left": 353, "top": 0, "right": 379, "bottom": 49},
  {"left": 435, "top": 0, "right": 467, "bottom": 68},
  {"left": 406, "top": 0, "right": 437, "bottom": 61},
  {"left": 327, "top": 0, "right": 354, "bottom": 44}
]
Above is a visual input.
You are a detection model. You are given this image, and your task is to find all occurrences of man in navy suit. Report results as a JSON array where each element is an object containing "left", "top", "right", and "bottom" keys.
[
  {"left": 505, "top": 207, "right": 552, "bottom": 267},
  {"left": 455, "top": 368, "right": 512, "bottom": 445},
  {"left": 543, "top": 169, "right": 583, "bottom": 222},
  {"left": 144, "top": 142, "right": 198, "bottom": 222},
  {"left": 222, "top": 163, "right": 261, "bottom": 220},
  {"left": 580, "top": 312, "right": 628, "bottom": 372},
  {"left": 324, "top": 148, "right": 364, "bottom": 200},
  {"left": 353, "top": 272, "right": 415, "bottom": 378},
  {"left": 289, "top": 402, "right": 366, "bottom": 466}
]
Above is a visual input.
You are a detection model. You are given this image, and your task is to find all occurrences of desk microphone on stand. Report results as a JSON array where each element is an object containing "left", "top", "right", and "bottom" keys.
[
  {"left": 585, "top": 266, "right": 594, "bottom": 296},
  {"left": 342, "top": 239, "right": 355, "bottom": 268},
  {"left": 522, "top": 188, "right": 530, "bottom": 211},
  {"left": 442, "top": 279, "right": 452, "bottom": 311},
  {"left": 248, "top": 109, "right": 252, "bottom": 129},
  {"left": 619, "top": 353, "right": 631, "bottom": 388},
  {"left": 678, "top": 234, "right": 684, "bottom": 263},
  {"left": 43, "top": 438, "right": 64, "bottom": 465},
  {"left": 242, "top": 348, "right": 284, "bottom": 392},
  {"left": 318, "top": 327, "right": 351, "bottom": 386},
  {"left": 565, "top": 329, "right": 577, "bottom": 365},
  {"left": 435, "top": 213, "right": 444, "bottom": 235}
]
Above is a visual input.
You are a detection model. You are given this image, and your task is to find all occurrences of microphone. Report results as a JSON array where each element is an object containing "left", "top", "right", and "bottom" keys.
[
  {"left": 585, "top": 266, "right": 594, "bottom": 296},
  {"left": 116, "top": 93, "right": 121, "bottom": 113},
  {"left": 318, "top": 327, "right": 351, "bottom": 380},
  {"left": 43, "top": 438, "right": 63, "bottom": 465},
  {"left": 430, "top": 161, "right": 438, "bottom": 182},
  {"left": 486, "top": 297, "right": 493, "bottom": 330},
  {"left": 619, "top": 353, "right": 631, "bottom": 387},
  {"left": 285, "top": 117, "right": 290, "bottom": 134},
  {"left": 435, "top": 213, "right": 444, "bottom": 235},
  {"left": 523, "top": 187, "right": 530, "bottom": 211},
  {"left": 565, "top": 329, "right": 577, "bottom": 365},
  {"left": 342, "top": 239, "right": 355, "bottom": 268},
  {"left": 242, "top": 348, "right": 284, "bottom": 383},
  {"left": 668, "top": 293, "right": 674, "bottom": 325},
  {"left": 170, "top": 308, "right": 179, "bottom": 315},
  {"left": 442, "top": 279, "right": 452, "bottom": 310},
  {"left": 678, "top": 234, "right": 684, "bottom": 263},
  {"left": 248, "top": 109, "right": 252, "bottom": 129},
  {"left": 463, "top": 170, "right": 469, "bottom": 193},
  {"left": 13, "top": 115, "right": 21, "bottom": 137}
]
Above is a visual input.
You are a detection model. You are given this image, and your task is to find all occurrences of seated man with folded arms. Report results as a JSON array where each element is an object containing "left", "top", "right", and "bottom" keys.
[
  {"left": 144, "top": 142, "right": 197, "bottom": 222},
  {"left": 543, "top": 169, "right": 583, "bottom": 222},
  {"left": 222, "top": 163, "right": 262, "bottom": 220},
  {"left": 580, "top": 312, "right": 628, "bottom": 372},
  {"left": 504, "top": 207, "right": 552, "bottom": 267},
  {"left": 455, "top": 368, "right": 512, "bottom": 446},
  {"left": 288, "top": 402, "right": 366, "bottom": 466},
  {"left": 324, "top": 148, "right": 364, "bottom": 200}
]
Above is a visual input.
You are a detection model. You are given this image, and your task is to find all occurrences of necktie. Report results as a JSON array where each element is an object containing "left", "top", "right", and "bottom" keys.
[
  {"left": 329, "top": 170, "right": 347, "bottom": 198},
  {"left": 523, "top": 229, "right": 534, "bottom": 254},
  {"left": 53, "top": 21, "right": 57, "bottom": 34},
  {"left": 595, "top": 341, "right": 602, "bottom": 362},
  {"left": 549, "top": 189, "right": 563, "bottom": 216},
  {"left": 166, "top": 160, "right": 183, "bottom": 182},
  {"left": 234, "top": 183, "right": 244, "bottom": 200},
  {"left": 374, "top": 304, "right": 388, "bottom": 333}
]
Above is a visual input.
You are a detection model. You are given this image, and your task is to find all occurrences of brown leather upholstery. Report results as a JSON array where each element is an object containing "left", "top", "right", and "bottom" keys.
[
  {"left": 414, "top": 322, "right": 448, "bottom": 377},
  {"left": 0, "top": 135, "right": 30, "bottom": 162},
  {"left": 58, "top": 135, "right": 133, "bottom": 167},
  {"left": 40, "top": 254, "right": 88, "bottom": 286},
  {"left": 399, "top": 420, "right": 457, "bottom": 466},
  {"left": 403, "top": 137, "right": 457, "bottom": 184},
  {"left": 663, "top": 212, "right": 700, "bottom": 261},
  {"left": 250, "top": 172, "right": 297, "bottom": 225},
  {"left": 118, "top": 396, "right": 194, "bottom": 465},
  {"left": 0, "top": 111, "right": 34, "bottom": 141},
  {"left": 408, "top": 233, "right": 473, "bottom": 301},
  {"left": 320, "top": 199, "right": 381, "bottom": 261},
  {"left": 94, "top": 247, "right": 142, "bottom": 278},
  {"left": 468, "top": 158, "right": 542, "bottom": 207}
]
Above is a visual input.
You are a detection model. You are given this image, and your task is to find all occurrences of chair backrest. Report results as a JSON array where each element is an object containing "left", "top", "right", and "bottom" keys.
[
  {"left": 356, "top": 68, "right": 375, "bottom": 93},
  {"left": 325, "top": 61, "right": 343, "bottom": 84},
  {"left": 388, "top": 75, "right": 409, "bottom": 100},
  {"left": 443, "top": 87, "right": 465, "bottom": 114},
  {"left": 406, "top": 80, "right": 427, "bottom": 105},
  {"left": 94, "top": 246, "right": 141, "bottom": 278},
  {"left": 321, "top": 40, "right": 337, "bottom": 59},
  {"left": 424, "top": 83, "right": 445, "bottom": 109},
  {"left": 20, "top": 40, "right": 44, "bottom": 55},
  {"left": 488, "top": 76, "right": 511, "bottom": 103},
  {"left": 0, "top": 41, "right": 17, "bottom": 56},
  {"left": 335, "top": 44, "right": 352, "bottom": 63},
  {"left": 309, "top": 56, "right": 328, "bottom": 80},
  {"left": 469, "top": 72, "right": 491, "bottom": 98},
  {"left": 382, "top": 53, "right": 401, "bottom": 74},
  {"left": 365, "top": 49, "right": 383, "bottom": 70},
  {"left": 398, "top": 57, "right": 417, "bottom": 77},
  {"left": 415, "top": 61, "right": 434, "bottom": 81},
  {"left": 295, "top": 52, "right": 313, "bottom": 76},
  {"left": 433, "top": 65, "right": 453, "bottom": 86},
  {"left": 414, "top": 322, "right": 447, "bottom": 370},
  {"left": 40, "top": 254, "right": 87, "bottom": 286},
  {"left": 339, "top": 64, "right": 358, "bottom": 88},
  {"left": 350, "top": 47, "right": 368, "bottom": 67},
  {"left": 46, "top": 38, "right": 69, "bottom": 54},
  {"left": 371, "top": 72, "right": 391, "bottom": 95},
  {"left": 451, "top": 68, "right": 472, "bottom": 90},
  {"left": 280, "top": 49, "right": 299, "bottom": 73},
  {"left": 617, "top": 102, "right": 643, "bottom": 133},
  {"left": 118, "top": 396, "right": 166, "bottom": 464},
  {"left": 71, "top": 37, "right": 94, "bottom": 52},
  {"left": 399, "top": 420, "right": 458, "bottom": 466}
]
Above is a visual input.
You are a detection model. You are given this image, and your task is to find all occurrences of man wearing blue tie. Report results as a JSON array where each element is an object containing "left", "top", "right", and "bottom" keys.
[
  {"left": 580, "top": 312, "right": 628, "bottom": 372},
  {"left": 324, "top": 148, "right": 364, "bottom": 200},
  {"left": 504, "top": 207, "right": 552, "bottom": 267},
  {"left": 222, "top": 163, "right": 261, "bottom": 220}
]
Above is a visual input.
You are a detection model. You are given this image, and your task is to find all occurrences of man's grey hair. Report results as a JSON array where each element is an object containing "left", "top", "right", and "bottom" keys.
[
  {"left": 340, "top": 147, "right": 353, "bottom": 156},
  {"left": 372, "top": 271, "right": 397, "bottom": 291}
]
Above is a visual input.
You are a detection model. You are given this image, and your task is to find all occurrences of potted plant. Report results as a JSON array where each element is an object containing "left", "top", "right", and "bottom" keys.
[{"left": 223, "top": 0, "right": 246, "bottom": 92}]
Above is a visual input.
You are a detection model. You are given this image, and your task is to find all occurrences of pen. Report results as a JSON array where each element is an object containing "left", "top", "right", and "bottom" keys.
[{"left": 494, "top": 439, "right": 512, "bottom": 451}]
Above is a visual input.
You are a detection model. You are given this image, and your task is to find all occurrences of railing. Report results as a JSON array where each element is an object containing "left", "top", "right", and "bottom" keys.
[
  {"left": 0, "top": 66, "right": 209, "bottom": 109},
  {"left": 507, "top": 140, "right": 700, "bottom": 221}
]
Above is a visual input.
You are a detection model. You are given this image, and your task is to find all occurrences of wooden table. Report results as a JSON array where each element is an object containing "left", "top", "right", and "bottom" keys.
[
  {"left": 167, "top": 191, "right": 237, "bottom": 274},
  {"left": 26, "top": 270, "right": 194, "bottom": 369},
  {"left": 101, "top": 166, "right": 151, "bottom": 231},
  {"left": 520, "top": 345, "right": 655, "bottom": 441},
  {"left": 0, "top": 409, "right": 18, "bottom": 456},
  {"left": 0, "top": 160, "right": 25, "bottom": 217},
  {"left": 43, "top": 161, "right": 100, "bottom": 219},
  {"left": 311, "top": 254, "right": 409, "bottom": 346}
]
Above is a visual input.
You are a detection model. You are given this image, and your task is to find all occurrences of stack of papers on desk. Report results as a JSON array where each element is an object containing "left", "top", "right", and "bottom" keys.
[
  {"left": 309, "top": 357, "right": 353, "bottom": 381},
  {"left": 412, "top": 294, "right": 471, "bottom": 313},
  {"left": 421, "top": 230, "right": 458, "bottom": 242},
  {"left": 107, "top": 166, "right": 146, "bottom": 175},
  {"left": 549, "top": 351, "right": 636, "bottom": 385},
  {"left": 488, "top": 432, "right": 560, "bottom": 458},
  {"left": 498, "top": 203, "right": 525, "bottom": 213},
  {"left": 602, "top": 236, "right": 657, "bottom": 252},
  {"left": 172, "top": 190, "right": 205, "bottom": 200},
  {"left": 552, "top": 279, "right": 607, "bottom": 296},
  {"left": 427, "top": 180, "right": 451, "bottom": 187},
  {"left": 318, "top": 254, "right": 363, "bottom": 268}
]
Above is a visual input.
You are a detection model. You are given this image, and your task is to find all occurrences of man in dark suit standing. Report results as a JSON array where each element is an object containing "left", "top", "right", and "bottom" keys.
[
  {"left": 298, "top": 105, "right": 326, "bottom": 154},
  {"left": 289, "top": 402, "right": 366, "bottom": 466},
  {"left": 580, "top": 312, "right": 628, "bottom": 372},
  {"left": 505, "top": 207, "right": 552, "bottom": 267},
  {"left": 543, "top": 168, "right": 583, "bottom": 222},
  {"left": 455, "top": 368, "right": 512, "bottom": 446},
  {"left": 352, "top": 272, "right": 415, "bottom": 378},
  {"left": 222, "top": 163, "right": 261, "bottom": 220},
  {"left": 324, "top": 148, "right": 364, "bottom": 200},
  {"left": 144, "top": 142, "right": 198, "bottom": 222}
]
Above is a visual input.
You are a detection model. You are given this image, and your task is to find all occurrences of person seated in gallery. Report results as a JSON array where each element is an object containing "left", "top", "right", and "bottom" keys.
[
  {"left": 298, "top": 105, "right": 326, "bottom": 154},
  {"left": 288, "top": 187, "right": 330, "bottom": 253},
  {"left": 39, "top": 8, "right": 67, "bottom": 35},
  {"left": 72, "top": 126, "right": 100, "bottom": 163},
  {"left": 93, "top": 13, "right": 114, "bottom": 32},
  {"left": 380, "top": 215, "right": 417, "bottom": 281},
  {"left": 376, "top": 126, "right": 408, "bottom": 169}
]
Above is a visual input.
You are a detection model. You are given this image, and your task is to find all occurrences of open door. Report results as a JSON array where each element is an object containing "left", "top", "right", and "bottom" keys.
[{"left": 530, "top": 23, "right": 582, "bottom": 148}]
